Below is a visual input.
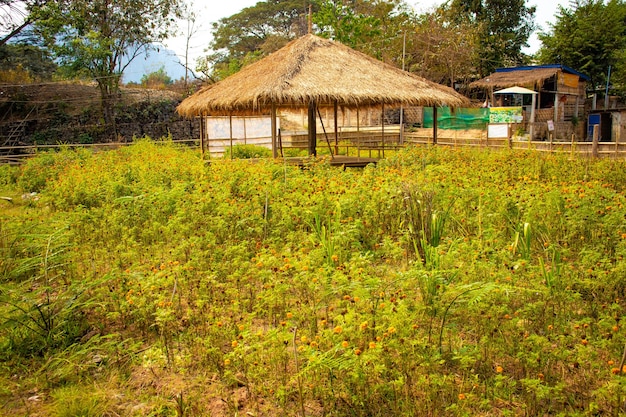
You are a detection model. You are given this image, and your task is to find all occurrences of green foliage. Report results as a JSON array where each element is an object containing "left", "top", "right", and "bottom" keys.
[
  {"left": 3, "top": 144, "right": 626, "bottom": 415},
  {"left": 198, "top": 0, "right": 317, "bottom": 81},
  {"left": 538, "top": 0, "right": 626, "bottom": 92},
  {"left": 0, "top": 44, "right": 57, "bottom": 82},
  {"left": 33, "top": 0, "right": 182, "bottom": 124},
  {"left": 140, "top": 66, "right": 173, "bottom": 89},
  {"left": 223, "top": 144, "right": 273, "bottom": 159},
  {"left": 314, "top": 0, "right": 382, "bottom": 48},
  {"left": 448, "top": 0, "right": 536, "bottom": 75}
]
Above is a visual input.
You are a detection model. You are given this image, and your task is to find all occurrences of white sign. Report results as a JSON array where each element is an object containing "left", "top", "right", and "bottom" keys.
[
  {"left": 547, "top": 120, "right": 555, "bottom": 132},
  {"left": 488, "top": 124, "right": 509, "bottom": 138},
  {"left": 207, "top": 116, "right": 277, "bottom": 139}
]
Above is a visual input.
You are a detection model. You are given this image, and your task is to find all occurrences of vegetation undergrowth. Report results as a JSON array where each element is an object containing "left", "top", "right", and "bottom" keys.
[{"left": 2, "top": 140, "right": 626, "bottom": 416}]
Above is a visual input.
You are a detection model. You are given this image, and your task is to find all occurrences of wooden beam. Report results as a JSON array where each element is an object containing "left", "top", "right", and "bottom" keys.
[
  {"left": 334, "top": 101, "right": 339, "bottom": 155},
  {"left": 308, "top": 100, "right": 317, "bottom": 156},
  {"left": 433, "top": 107, "right": 438, "bottom": 145},
  {"left": 271, "top": 102, "right": 277, "bottom": 158}
]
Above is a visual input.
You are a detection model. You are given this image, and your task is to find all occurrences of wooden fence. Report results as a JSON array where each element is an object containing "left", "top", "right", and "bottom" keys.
[
  {"left": 0, "top": 139, "right": 200, "bottom": 164},
  {"left": 3, "top": 127, "right": 626, "bottom": 164}
]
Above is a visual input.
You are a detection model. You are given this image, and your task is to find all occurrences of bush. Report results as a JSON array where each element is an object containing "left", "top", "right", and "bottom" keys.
[{"left": 223, "top": 144, "right": 272, "bottom": 159}]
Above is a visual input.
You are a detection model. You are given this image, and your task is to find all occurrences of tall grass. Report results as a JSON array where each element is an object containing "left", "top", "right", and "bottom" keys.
[{"left": 2, "top": 142, "right": 626, "bottom": 416}]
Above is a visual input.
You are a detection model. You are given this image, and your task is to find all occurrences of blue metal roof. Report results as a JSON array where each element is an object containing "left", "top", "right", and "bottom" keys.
[{"left": 495, "top": 64, "right": 591, "bottom": 82}]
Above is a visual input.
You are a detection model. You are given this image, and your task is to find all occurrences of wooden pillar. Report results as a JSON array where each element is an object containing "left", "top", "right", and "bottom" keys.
[
  {"left": 530, "top": 93, "right": 537, "bottom": 141},
  {"left": 334, "top": 101, "right": 339, "bottom": 155},
  {"left": 433, "top": 107, "right": 438, "bottom": 145},
  {"left": 592, "top": 124, "right": 599, "bottom": 158},
  {"left": 199, "top": 115, "right": 205, "bottom": 157},
  {"left": 554, "top": 93, "right": 559, "bottom": 123},
  {"left": 380, "top": 103, "right": 385, "bottom": 158},
  {"left": 308, "top": 100, "right": 317, "bottom": 156},
  {"left": 271, "top": 102, "right": 277, "bottom": 158},
  {"left": 229, "top": 115, "right": 233, "bottom": 159}
]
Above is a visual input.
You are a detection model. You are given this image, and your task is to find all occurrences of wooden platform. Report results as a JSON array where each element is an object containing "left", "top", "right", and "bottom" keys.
[{"left": 285, "top": 155, "right": 378, "bottom": 168}]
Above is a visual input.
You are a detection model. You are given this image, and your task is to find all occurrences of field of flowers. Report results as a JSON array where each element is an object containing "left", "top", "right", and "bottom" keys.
[{"left": 1, "top": 140, "right": 626, "bottom": 416}]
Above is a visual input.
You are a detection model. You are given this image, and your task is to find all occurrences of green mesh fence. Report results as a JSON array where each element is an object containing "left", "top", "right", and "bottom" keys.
[{"left": 423, "top": 107, "right": 490, "bottom": 130}]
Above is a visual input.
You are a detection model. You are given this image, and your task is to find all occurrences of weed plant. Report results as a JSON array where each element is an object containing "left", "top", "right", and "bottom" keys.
[{"left": 1, "top": 141, "right": 626, "bottom": 416}]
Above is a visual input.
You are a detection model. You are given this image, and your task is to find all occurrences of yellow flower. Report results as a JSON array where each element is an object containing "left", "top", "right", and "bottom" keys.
[
  {"left": 341, "top": 340, "right": 349, "bottom": 348},
  {"left": 333, "top": 326, "right": 343, "bottom": 334},
  {"left": 231, "top": 340, "right": 238, "bottom": 348},
  {"left": 369, "top": 342, "right": 376, "bottom": 349},
  {"left": 495, "top": 365, "right": 503, "bottom": 373}
]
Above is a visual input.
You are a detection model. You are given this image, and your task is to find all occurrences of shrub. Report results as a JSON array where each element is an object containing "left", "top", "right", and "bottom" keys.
[{"left": 224, "top": 144, "right": 272, "bottom": 159}]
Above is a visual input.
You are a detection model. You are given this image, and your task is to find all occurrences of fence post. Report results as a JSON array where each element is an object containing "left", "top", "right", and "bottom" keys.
[{"left": 592, "top": 124, "right": 599, "bottom": 158}]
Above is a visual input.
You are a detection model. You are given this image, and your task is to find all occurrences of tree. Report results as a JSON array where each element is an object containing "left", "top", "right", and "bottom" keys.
[
  {"left": 538, "top": 0, "right": 626, "bottom": 93},
  {"left": 140, "top": 66, "right": 173, "bottom": 89},
  {"left": 449, "top": 0, "right": 536, "bottom": 76},
  {"left": 314, "top": 0, "right": 382, "bottom": 49},
  {"left": 0, "top": 43, "right": 57, "bottom": 81},
  {"left": 197, "top": 0, "right": 318, "bottom": 82},
  {"left": 407, "top": 7, "right": 480, "bottom": 89},
  {"left": 314, "top": 0, "right": 416, "bottom": 63},
  {"left": 34, "top": 0, "right": 182, "bottom": 134}
]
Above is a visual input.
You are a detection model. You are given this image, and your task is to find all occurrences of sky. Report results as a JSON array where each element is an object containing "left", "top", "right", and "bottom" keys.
[{"left": 162, "top": 0, "right": 572, "bottom": 69}]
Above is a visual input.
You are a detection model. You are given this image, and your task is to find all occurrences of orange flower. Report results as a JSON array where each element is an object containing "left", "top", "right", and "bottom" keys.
[
  {"left": 333, "top": 326, "right": 343, "bottom": 334},
  {"left": 341, "top": 340, "right": 349, "bottom": 348},
  {"left": 354, "top": 348, "right": 362, "bottom": 356},
  {"left": 369, "top": 342, "right": 377, "bottom": 349},
  {"left": 495, "top": 366, "right": 503, "bottom": 373},
  {"left": 231, "top": 341, "right": 238, "bottom": 348},
  {"left": 458, "top": 393, "right": 466, "bottom": 400}
]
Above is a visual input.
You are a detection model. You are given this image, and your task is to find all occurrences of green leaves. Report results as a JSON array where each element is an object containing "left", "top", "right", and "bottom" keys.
[{"left": 538, "top": 0, "right": 626, "bottom": 90}]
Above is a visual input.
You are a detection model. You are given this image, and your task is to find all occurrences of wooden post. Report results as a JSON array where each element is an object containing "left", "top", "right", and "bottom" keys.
[
  {"left": 308, "top": 100, "right": 317, "bottom": 156},
  {"left": 243, "top": 117, "right": 247, "bottom": 145},
  {"left": 199, "top": 115, "right": 205, "bottom": 157},
  {"left": 380, "top": 103, "right": 385, "bottom": 158},
  {"left": 271, "top": 102, "right": 277, "bottom": 158},
  {"left": 433, "top": 107, "right": 438, "bottom": 145},
  {"left": 530, "top": 93, "right": 537, "bottom": 141},
  {"left": 229, "top": 115, "right": 233, "bottom": 159},
  {"left": 549, "top": 127, "right": 553, "bottom": 152},
  {"left": 554, "top": 93, "right": 559, "bottom": 123},
  {"left": 592, "top": 124, "right": 599, "bottom": 158},
  {"left": 334, "top": 101, "right": 339, "bottom": 156}
]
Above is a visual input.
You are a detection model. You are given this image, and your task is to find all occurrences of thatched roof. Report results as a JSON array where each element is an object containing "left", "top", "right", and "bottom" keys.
[
  {"left": 471, "top": 65, "right": 589, "bottom": 89},
  {"left": 177, "top": 34, "right": 468, "bottom": 117}
]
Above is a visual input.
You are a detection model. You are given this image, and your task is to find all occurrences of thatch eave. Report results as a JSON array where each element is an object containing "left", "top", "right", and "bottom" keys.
[
  {"left": 470, "top": 68, "right": 564, "bottom": 90},
  {"left": 177, "top": 34, "right": 468, "bottom": 118}
]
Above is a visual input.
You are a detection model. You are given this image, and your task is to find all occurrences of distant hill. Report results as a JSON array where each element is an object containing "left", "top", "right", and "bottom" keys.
[{"left": 122, "top": 45, "right": 190, "bottom": 84}]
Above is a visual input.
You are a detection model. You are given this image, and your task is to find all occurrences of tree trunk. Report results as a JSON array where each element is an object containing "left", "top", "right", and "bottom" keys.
[{"left": 97, "top": 75, "right": 121, "bottom": 141}]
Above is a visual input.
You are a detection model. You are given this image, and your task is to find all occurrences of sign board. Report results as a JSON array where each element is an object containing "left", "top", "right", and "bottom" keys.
[
  {"left": 488, "top": 124, "right": 509, "bottom": 138},
  {"left": 489, "top": 107, "right": 523, "bottom": 124},
  {"left": 547, "top": 120, "right": 555, "bottom": 132}
]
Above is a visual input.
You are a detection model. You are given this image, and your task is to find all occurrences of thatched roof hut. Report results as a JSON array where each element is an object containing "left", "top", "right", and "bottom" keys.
[
  {"left": 471, "top": 65, "right": 589, "bottom": 132},
  {"left": 470, "top": 65, "right": 590, "bottom": 90},
  {"left": 177, "top": 34, "right": 467, "bottom": 117},
  {"left": 179, "top": 34, "right": 468, "bottom": 157}
]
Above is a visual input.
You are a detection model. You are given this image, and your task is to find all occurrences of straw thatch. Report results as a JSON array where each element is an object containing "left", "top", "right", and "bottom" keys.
[
  {"left": 470, "top": 68, "right": 560, "bottom": 89},
  {"left": 177, "top": 34, "right": 468, "bottom": 117}
]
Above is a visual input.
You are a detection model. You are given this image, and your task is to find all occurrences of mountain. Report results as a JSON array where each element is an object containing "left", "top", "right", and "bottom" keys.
[{"left": 122, "top": 45, "right": 190, "bottom": 84}]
